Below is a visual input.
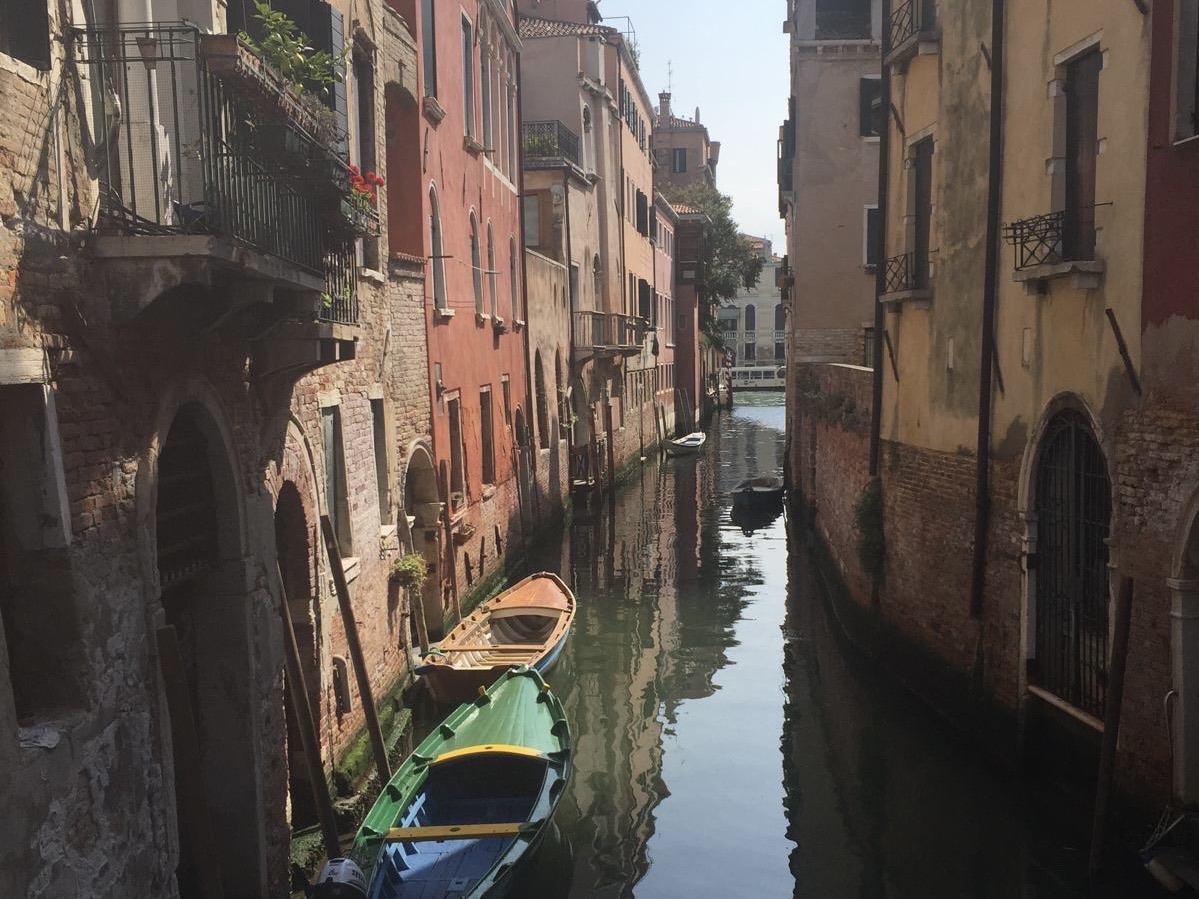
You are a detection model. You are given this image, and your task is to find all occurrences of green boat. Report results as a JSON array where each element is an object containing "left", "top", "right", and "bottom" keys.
[{"left": 343, "top": 666, "right": 571, "bottom": 899}]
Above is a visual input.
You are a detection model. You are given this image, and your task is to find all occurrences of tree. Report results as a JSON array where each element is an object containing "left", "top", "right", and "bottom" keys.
[{"left": 664, "top": 184, "right": 764, "bottom": 343}]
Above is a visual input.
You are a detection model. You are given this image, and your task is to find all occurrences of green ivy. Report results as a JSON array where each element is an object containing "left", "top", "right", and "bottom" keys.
[
  {"left": 853, "top": 477, "right": 885, "bottom": 581},
  {"left": 240, "top": 1, "right": 346, "bottom": 97},
  {"left": 391, "top": 553, "right": 427, "bottom": 591}
]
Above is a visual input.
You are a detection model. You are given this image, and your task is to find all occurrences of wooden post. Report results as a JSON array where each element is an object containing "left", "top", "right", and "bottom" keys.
[
  {"left": 274, "top": 564, "right": 341, "bottom": 860},
  {"left": 320, "top": 515, "right": 392, "bottom": 784},
  {"left": 438, "top": 463, "right": 461, "bottom": 625},
  {"left": 157, "top": 625, "right": 226, "bottom": 899},
  {"left": 605, "top": 402, "right": 616, "bottom": 495},
  {"left": 1089, "top": 574, "right": 1135, "bottom": 879},
  {"left": 411, "top": 566, "right": 431, "bottom": 656}
]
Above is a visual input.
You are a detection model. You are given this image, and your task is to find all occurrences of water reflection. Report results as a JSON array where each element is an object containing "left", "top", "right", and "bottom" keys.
[{"left": 501, "top": 391, "right": 1163, "bottom": 897}]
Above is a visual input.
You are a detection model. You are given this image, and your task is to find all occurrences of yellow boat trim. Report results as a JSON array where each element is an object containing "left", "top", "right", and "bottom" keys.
[
  {"left": 385, "top": 822, "right": 529, "bottom": 842},
  {"left": 431, "top": 744, "right": 546, "bottom": 766}
]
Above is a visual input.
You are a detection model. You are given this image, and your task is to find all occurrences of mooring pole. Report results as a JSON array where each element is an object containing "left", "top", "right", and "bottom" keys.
[{"left": 321, "top": 515, "right": 392, "bottom": 784}]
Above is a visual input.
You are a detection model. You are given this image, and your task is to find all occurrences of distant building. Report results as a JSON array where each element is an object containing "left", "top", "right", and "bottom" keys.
[
  {"left": 652, "top": 92, "right": 720, "bottom": 193},
  {"left": 719, "top": 238, "right": 785, "bottom": 368}
]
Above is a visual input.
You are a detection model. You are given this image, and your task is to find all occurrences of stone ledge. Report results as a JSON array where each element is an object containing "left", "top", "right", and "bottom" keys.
[{"left": 1013, "top": 259, "right": 1104, "bottom": 294}]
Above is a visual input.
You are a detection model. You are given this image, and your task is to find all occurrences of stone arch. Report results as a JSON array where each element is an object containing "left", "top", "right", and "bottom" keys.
[
  {"left": 401, "top": 440, "right": 442, "bottom": 641},
  {"left": 137, "top": 381, "right": 261, "bottom": 898}
]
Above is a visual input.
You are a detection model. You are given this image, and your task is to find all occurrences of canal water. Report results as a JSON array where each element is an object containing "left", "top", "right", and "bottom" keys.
[{"left": 428, "top": 392, "right": 1166, "bottom": 897}]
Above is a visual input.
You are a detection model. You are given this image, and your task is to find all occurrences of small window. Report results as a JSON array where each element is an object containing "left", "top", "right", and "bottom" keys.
[
  {"left": 510, "top": 239, "right": 521, "bottom": 320},
  {"left": 864, "top": 205, "right": 881, "bottom": 269},
  {"left": 859, "top": 77, "right": 882, "bottom": 137},
  {"left": 470, "top": 215, "right": 483, "bottom": 314},
  {"left": 487, "top": 224, "right": 497, "bottom": 316},
  {"left": 1175, "top": 0, "right": 1199, "bottom": 141},
  {"left": 447, "top": 396, "right": 466, "bottom": 511},
  {"left": 481, "top": 48, "right": 493, "bottom": 149},
  {"left": 480, "top": 387, "right": 496, "bottom": 486},
  {"left": 522, "top": 195, "right": 541, "bottom": 248},
  {"left": 0, "top": 1, "right": 51, "bottom": 70},
  {"left": 636, "top": 190, "right": 649, "bottom": 236},
  {"left": 673, "top": 147, "right": 687, "bottom": 173},
  {"left": 462, "top": 17, "right": 475, "bottom": 138},
  {"left": 322, "top": 406, "right": 352, "bottom": 557},
  {"left": 501, "top": 376, "right": 512, "bottom": 426},
  {"left": 371, "top": 398, "right": 391, "bottom": 525},
  {"left": 744, "top": 342, "right": 756, "bottom": 361},
  {"left": 354, "top": 45, "right": 376, "bottom": 174}
]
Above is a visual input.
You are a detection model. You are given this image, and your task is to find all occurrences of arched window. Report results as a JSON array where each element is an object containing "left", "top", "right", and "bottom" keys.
[
  {"left": 744, "top": 304, "right": 756, "bottom": 331},
  {"left": 471, "top": 214, "right": 483, "bottom": 315},
  {"left": 510, "top": 238, "right": 520, "bottom": 321},
  {"left": 487, "top": 223, "right": 498, "bottom": 316},
  {"left": 534, "top": 352, "right": 550, "bottom": 450},
  {"left": 1033, "top": 410, "right": 1111, "bottom": 719},
  {"left": 430, "top": 186, "right": 447, "bottom": 311},
  {"left": 774, "top": 303, "right": 786, "bottom": 330}
]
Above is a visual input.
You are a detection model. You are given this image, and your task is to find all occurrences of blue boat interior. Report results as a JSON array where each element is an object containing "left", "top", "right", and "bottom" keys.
[{"left": 369, "top": 754, "right": 548, "bottom": 899}]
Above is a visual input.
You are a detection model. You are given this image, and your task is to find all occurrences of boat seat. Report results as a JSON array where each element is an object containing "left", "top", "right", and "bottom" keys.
[{"left": 385, "top": 822, "right": 528, "bottom": 842}]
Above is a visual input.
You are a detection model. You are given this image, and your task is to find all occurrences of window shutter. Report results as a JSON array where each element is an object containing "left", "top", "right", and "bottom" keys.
[{"left": 330, "top": 7, "right": 349, "bottom": 158}]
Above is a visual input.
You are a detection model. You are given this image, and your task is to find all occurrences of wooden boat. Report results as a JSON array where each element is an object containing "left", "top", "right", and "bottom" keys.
[
  {"left": 416, "top": 572, "right": 574, "bottom": 705},
  {"left": 663, "top": 431, "right": 707, "bottom": 457},
  {"left": 731, "top": 476, "right": 786, "bottom": 508},
  {"left": 730, "top": 502, "right": 783, "bottom": 536},
  {"left": 349, "top": 666, "right": 571, "bottom": 899}
]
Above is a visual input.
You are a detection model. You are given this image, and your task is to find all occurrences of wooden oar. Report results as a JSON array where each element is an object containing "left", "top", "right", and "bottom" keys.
[
  {"left": 429, "top": 644, "right": 539, "bottom": 652},
  {"left": 385, "top": 822, "right": 532, "bottom": 842}
]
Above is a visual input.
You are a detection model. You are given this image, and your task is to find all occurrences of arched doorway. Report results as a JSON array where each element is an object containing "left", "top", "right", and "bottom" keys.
[
  {"left": 404, "top": 445, "right": 442, "bottom": 641},
  {"left": 274, "top": 481, "right": 320, "bottom": 831},
  {"left": 155, "top": 402, "right": 257, "bottom": 898},
  {"left": 1026, "top": 408, "right": 1111, "bottom": 796}
]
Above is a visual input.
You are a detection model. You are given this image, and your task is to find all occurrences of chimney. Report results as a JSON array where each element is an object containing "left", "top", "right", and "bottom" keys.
[
  {"left": 694, "top": 106, "right": 701, "bottom": 125},
  {"left": 659, "top": 91, "right": 671, "bottom": 122}
]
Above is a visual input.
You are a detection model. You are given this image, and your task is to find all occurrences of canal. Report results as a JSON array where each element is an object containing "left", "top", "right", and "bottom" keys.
[{"left": 426, "top": 392, "right": 1166, "bottom": 897}]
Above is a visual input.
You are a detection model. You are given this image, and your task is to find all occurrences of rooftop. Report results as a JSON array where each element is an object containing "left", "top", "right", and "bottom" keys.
[{"left": 518, "top": 16, "right": 615, "bottom": 39}]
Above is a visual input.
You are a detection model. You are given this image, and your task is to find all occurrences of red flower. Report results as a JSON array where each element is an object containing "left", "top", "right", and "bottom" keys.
[
  {"left": 373, "top": 174, "right": 385, "bottom": 187},
  {"left": 347, "top": 164, "right": 361, "bottom": 177}
]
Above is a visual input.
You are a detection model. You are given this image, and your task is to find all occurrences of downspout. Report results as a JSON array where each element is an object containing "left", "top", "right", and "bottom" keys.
[
  {"left": 868, "top": 0, "right": 892, "bottom": 478},
  {"left": 514, "top": 14, "right": 536, "bottom": 527},
  {"left": 563, "top": 168, "right": 577, "bottom": 475},
  {"left": 971, "top": 0, "right": 1005, "bottom": 619}
]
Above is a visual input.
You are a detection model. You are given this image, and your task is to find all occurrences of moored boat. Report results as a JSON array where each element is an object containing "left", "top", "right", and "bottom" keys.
[
  {"left": 333, "top": 667, "right": 571, "bottom": 899},
  {"left": 663, "top": 431, "right": 707, "bottom": 457},
  {"left": 416, "top": 572, "right": 574, "bottom": 706},
  {"left": 731, "top": 476, "right": 785, "bottom": 508}
]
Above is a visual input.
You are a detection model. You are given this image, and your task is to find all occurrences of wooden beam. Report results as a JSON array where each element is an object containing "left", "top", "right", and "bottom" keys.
[
  {"left": 274, "top": 564, "right": 341, "bottom": 861},
  {"left": 157, "top": 626, "right": 226, "bottom": 899},
  {"left": 1105, "top": 307, "right": 1143, "bottom": 396},
  {"left": 385, "top": 822, "right": 530, "bottom": 842},
  {"left": 320, "top": 515, "right": 392, "bottom": 783},
  {"left": 428, "top": 644, "right": 539, "bottom": 652}
]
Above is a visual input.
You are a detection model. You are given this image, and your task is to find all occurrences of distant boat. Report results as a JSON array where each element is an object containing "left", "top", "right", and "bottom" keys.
[
  {"left": 730, "top": 502, "right": 783, "bottom": 535},
  {"left": 663, "top": 431, "right": 707, "bottom": 457},
  {"left": 345, "top": 666, "right": 571, "bottom": 899},
  {"left": 731, "top": 476, "right": 785, "bottom": 508},
  {"left": 416, "top": 573, "right": 575, "bottom": 706}
]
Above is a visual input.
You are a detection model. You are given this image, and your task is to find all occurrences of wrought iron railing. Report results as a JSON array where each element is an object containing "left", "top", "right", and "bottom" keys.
[
  {"left": 574, "top": 311, "right": 642, "bottom": 350},
  {"left": 883, "top": 251, "right": 927, "bottom": 292},
  {"left": 522, "top": 121, "right": 580, "bottom": 167},
  {"left": 76, "top": 23, "right": 358, "bottom": 323},
  {"left": 814, "top": 8, "right": 873, "bottom": 40},
  {"left": 887, "top": 0, "right": 935, "bottom": 52},
  {"left": 1003, "top": 209, "right": 1098, "bottom": 271}
]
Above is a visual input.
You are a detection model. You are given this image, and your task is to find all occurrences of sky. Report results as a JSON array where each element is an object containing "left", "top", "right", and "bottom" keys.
[{"left": 600, "top": 0, "right": 790, "bottom": 251}]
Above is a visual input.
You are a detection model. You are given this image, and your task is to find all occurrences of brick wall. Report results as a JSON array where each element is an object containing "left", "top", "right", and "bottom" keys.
[{"left": 794, "top": 327, "right": 866, "bottom": 365}]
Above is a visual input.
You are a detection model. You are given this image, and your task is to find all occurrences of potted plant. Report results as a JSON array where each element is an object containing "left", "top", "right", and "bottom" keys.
[
  {"left": 338, "top": 165, "right": 383, "bottom": 236},
  {"left": 391, "top": 553, "right": 427, "bottom": 592}
]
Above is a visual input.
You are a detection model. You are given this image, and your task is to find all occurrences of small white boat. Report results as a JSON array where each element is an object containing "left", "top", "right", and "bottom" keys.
[{"left": 664, "top": 432, "right": 707, "bottom": 457}]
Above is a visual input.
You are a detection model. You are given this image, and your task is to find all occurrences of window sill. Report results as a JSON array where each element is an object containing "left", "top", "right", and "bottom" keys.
[
  {"left": 512, "top": 319, "right": 526, "bottom": 330},
  {"left": 1012, "top": 259, "right": 1104, "bottom": 294},
  {"left": 422, "top": 96, "right": 447, "bottom": 126},
  {"left": 379, "top": 524, "right": 399, "bottom": 552},
  {"left": 475, "top": 311, "right": 491, "bottom": 326},
  {"left": 434, "top": 307, "right": 456, "bottom": 321},
  {"left": 359, "top": 267, "right": 386, "bottom": 286},
  {"left": 885, "top": 32, "right": 940, "bottom": 70},
  {"left": 492, "top": 316, "right": 509, "bottom": 334},
  {"left": 879, "top": 287, "right": 933, "bottom": 310},
  {"left": 464, "top": 135, "right": 486, "bottom": 155},
  {"left": 341, "top": 556, "right": 361, "bottom": 585},
  {"left": 481, "top": 484, "right": 497, "bottom": 500}
]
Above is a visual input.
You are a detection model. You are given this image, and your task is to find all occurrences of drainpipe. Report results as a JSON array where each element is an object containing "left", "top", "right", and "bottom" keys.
[
  {"left": 514, "top": 24, "right": 536, "bottom": 522},
  {"left": 868, "top": 0, "right": 892, "bottom": 478},
  {"left": 563, "top": 168, "right": 577, "bottom": 479},
  {"left": 971, "top": 0, "right": 1005, "bottom": 619}
]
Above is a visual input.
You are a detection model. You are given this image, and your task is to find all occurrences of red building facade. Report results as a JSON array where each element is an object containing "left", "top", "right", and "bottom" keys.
[{"left": 388, "top": 0, "right": 530, "bottom": 630}]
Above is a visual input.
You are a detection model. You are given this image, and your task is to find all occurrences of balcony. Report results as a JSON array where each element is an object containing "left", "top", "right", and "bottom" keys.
[
  {"left": 885, "top": 0, "right": 938, "bottom": 68},
  {"left": 77, "top": 23, "right": 363, "bottom": 372},
  {"left": 573, "top": 311, "right": 644, "bottom": 361},
  {"left": 879, "top": 251, "right": 933, "bottom": 307},
  {"left": 523, "top": 121, "right": 581, "bottom": 171},
  {"left": 1003, "top": 209, "right": 1104, "bottom": 292},
  {"left": 814, "top": 8, "right": 873, "bottom": 41}
]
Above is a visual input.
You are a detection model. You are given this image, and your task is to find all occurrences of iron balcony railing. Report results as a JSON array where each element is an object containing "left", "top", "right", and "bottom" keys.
[
  {"left": 522, "top": 121, "right": 580, "bottom": 167},
  {"left": 574, "top": 311, "right": 642, "bottom": 351},
  {"left": 883, "top": 251, "right": 928, "bottom": 293},
  {"left": 76, "top": 23, "right": 358, "bottom": 323},
  {"left": 814, "top": 8, "right": 873, "bottom": 40},
  {"left": 1003, "top": 208, "right": 1098, "bottom": 271},
  {"left": 887, "top": 0, "right": 936, "bottom": 52}
]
